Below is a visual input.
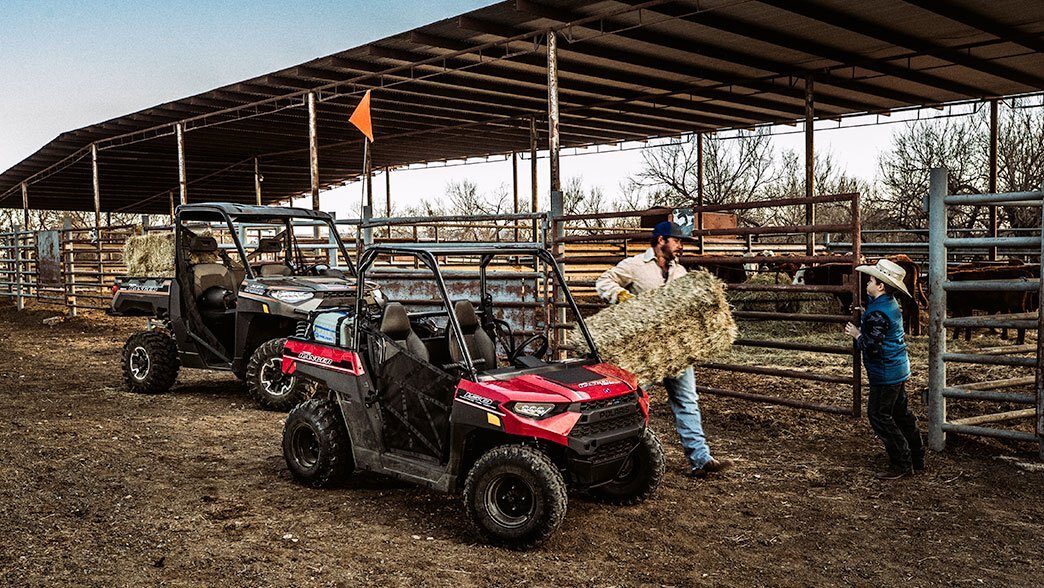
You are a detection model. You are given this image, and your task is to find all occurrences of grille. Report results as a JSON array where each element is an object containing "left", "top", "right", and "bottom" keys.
[
  {"left": 570, "top": 393, "right": 643, "bottom": 438},
  {"left": 295, "top": 321, "right": 309, "bottom": 338},
  {"left": 591, "top": 438, "right": 639, "bottom": 464}
]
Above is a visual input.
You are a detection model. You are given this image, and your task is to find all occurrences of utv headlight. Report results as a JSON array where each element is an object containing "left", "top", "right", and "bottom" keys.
[
  {"left": 271, "top": 290, "right": 314, "bottom": 304},
  {"left": 510, "top": 402, "right": 557, "bottom": 419}
]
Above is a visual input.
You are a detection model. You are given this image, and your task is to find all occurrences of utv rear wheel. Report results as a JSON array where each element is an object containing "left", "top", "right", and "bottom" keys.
[
  {"left": 283, "top": 398, "right": 353, "bottom": 487},
  {"left": 121, "top": 331, "right": 180, "bottom": 394},
  {"left": 589, "top": 429, "right": 665, "bottom": 506},
  {"left": 463, "top": 445, "right": 567, "bottom": 549},
  {"left": 246, "top": 338, "right": 310, "bottom": 411}
]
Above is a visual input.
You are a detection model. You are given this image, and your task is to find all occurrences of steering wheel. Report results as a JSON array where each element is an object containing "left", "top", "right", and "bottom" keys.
[
  {"left": 508, "top": 333, "right": 549, "bottom": 364},
  {"left": 299, "top": 262, "right": 330, "bottom": 276}
]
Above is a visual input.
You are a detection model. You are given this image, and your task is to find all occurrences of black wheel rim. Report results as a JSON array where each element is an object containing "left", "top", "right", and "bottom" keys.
[
  {"left": 484, "top": 473, "right": 536, "bottom": 529},
  {"left": 290, "top": 423, "right": 320, "bottom": 470},
  {"left": 260, "top": 357, "right": 295, "bottom": 398},
  {"left": 129, "top": 346, "right": 150, "bottom": 381}
]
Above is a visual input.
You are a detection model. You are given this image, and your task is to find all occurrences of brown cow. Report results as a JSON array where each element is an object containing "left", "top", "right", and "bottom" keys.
[
  {"left": 946, "top": 263, "right": 1035, "bottom": 344},
  {"left": 794, "top": 255, "right": 926, "bottom": 335}
]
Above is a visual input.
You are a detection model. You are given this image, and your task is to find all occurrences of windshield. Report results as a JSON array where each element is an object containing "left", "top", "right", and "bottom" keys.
[{"left": 234, "top": 216, "right": 355, "bottom": 278}]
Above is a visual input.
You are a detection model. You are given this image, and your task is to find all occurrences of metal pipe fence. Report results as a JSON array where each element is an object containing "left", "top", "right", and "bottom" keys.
[
  {"left": 550, "top": 192, "right": 864, "bottom": 417},
  {"left": 926, "top": 167, "right": 1044, "bottom": 458}
]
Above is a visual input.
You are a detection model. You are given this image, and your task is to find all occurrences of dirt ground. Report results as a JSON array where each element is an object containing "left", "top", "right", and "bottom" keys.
[{"left": 1, "top": 300, "right": 1042, "bottom": 587}]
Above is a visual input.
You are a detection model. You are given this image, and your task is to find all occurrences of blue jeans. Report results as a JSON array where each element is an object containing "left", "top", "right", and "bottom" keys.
[{"left": 662, "top": 367, "right": 712, "bottom": 470}]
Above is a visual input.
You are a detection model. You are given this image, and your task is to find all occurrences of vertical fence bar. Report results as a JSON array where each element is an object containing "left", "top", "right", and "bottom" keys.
[
  {"left": 928, "top": 167, "right": 949, "bottom": 452},
  {"left": 851, "top": 192, "right": 863, "bottom": 417},
  {"left": 14, "top": 226, "right": 23, "bottom": 310}
]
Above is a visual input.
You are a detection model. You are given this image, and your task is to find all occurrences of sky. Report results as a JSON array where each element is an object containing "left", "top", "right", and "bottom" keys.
[{"left": 0, "top": 0, "right": 983, "bottom": 219}]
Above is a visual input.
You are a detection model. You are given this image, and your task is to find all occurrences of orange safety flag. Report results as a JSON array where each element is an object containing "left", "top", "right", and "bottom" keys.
[{"left": 348, "top": 89, "right": 374, "bottom": 142}]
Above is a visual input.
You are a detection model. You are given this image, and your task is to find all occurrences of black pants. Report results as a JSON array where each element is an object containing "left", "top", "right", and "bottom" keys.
[{"left": 867, "top": 382, "right": 924, "bottom": 469}]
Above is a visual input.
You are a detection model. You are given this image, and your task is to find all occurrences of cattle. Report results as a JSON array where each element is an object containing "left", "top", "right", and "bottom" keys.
[
  {"left": 946, "top": 263, "right": 1036, "bottom": 344},
  {"left": 793, "top": 255, "right": 926, "bottom": 335}
]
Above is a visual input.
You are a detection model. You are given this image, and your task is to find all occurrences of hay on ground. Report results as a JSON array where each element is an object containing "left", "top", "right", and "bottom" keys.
[{"left": 572, "top": 269, "right": 736, "bottom": 384}]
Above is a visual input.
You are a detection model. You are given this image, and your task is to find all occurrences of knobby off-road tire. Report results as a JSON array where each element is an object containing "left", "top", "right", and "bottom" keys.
[
  {"left": 283, "top": 398, "right": 354, "bottom": 487},
  {"left": 463, "top": 445, "right": 568, "bottom": 550},
  {"left": 245, "top": 338, "right": 311, "bottom": 411},
  {"left": 589, "top": 428, "right": 665, "bottom": 506},
  {"left": 121, "top": 331, "right": 180, "bottom": 394}
]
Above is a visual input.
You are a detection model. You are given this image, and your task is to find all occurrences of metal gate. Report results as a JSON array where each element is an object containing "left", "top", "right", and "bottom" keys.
[{"left": 926, "top": 167, "right": 1044, "bottom": 458}]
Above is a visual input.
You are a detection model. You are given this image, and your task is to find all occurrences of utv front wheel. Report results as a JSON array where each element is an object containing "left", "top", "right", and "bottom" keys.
[
  {"left": 463, "top": 445, "right": 567, "bottom": 549},
  {"left": 121, "top": 331, "right": 180, "bottom": 394},
  {"left": 589, "top": 429, "right": 665, "bottom": 506},
  {"left": 246, "top": 338, "right": 311, "bottom": 411},
  {"left": 283, "top": 399, "right": 353, "bottom": 487}
]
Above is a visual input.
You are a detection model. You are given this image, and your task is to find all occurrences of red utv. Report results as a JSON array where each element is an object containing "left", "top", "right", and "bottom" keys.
[{"left": 280, "top": 243, "right": 664, "bottom": 549}]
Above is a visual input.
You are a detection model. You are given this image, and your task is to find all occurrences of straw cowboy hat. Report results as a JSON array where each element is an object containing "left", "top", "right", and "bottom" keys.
[{"left": 855, "top": 258, "right": 911, "bottom": 297}]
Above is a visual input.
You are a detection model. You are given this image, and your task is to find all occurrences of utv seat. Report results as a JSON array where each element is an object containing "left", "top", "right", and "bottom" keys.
[
  {"left": 448, "top": 300, "right": 496, "bottom": 371},
  {"left": 258, "top": 263, "right": 293, "bottom": 277},
  {"left": 190, "top": 236, "right": 237, "bottom": 296},
  {"left": 252, "top": 237, "right": 292, "bottom": 277},
  {"left": 379, "top": 302, "right": 429, "bottom": 362}
]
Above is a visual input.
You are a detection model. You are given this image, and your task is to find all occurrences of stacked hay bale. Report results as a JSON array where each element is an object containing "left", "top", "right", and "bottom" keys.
[
  {"left": 122, "top": 231, "right": 176, "bottom": 277},
  {"left": 572, "top": 269, "right": 736, "bottom": 384}
]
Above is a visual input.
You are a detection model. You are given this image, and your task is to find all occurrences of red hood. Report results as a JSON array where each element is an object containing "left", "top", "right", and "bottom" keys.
[{"left": 466, "top": 364, "right": 636, "bottom": 405}]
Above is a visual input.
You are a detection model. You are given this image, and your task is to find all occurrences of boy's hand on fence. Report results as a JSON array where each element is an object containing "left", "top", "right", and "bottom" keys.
[
  {"left": 843, "top": 322, "right": 860, "bottom": 339},
  {"left": 616, "top": 291, "right": 634, "bottom": 304}
]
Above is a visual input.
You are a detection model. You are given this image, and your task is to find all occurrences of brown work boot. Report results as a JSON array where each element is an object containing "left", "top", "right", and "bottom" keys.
[
  {"left": 874, "top": 465, "right": 913, "bottom": 480},
  {"left": 690, "top": 457, "right": 734, "bottom": 478}
]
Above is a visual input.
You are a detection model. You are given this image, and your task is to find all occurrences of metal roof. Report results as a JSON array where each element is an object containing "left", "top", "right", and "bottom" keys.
[
  {"left": 2, "top": 0, "right": 1042, "bottom": 214},
  {"left": 177, "top": 202, "right": 334, "bottom": 220}
]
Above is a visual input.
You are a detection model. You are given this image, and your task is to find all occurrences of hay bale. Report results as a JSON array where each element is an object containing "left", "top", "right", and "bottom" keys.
[
  {"left": 572, "top": 270, "right": 736, "bottom": 384},
  {"left": 122, "top": 231, "right": 175, "bottom": 277}
]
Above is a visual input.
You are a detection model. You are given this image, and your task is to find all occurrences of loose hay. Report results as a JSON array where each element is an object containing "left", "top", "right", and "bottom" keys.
[
  {"left": 122, "top": 231, "right": 176, "bottom": 277},
  {"left": 573, "top": 270, "right": 737, "bottom": 384}
]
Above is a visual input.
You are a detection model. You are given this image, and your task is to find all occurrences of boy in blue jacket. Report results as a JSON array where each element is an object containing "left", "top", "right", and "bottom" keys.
[{"left": 844, "top": 259, "right": 925, "bottom": 480}]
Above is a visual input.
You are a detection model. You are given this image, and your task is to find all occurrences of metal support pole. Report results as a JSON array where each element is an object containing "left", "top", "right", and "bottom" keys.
[
  {"left": 512, "top": 152, "right": 520, "bottom": 242},
  {"left": 530, "top": 116, "right": 538, "bottom": 214},
  {"left": 547, "top": 29, "right": 565, "bottom": 354},
  {"left": 928, "top": 167, "right": 949, "bottom": 452},
  {"left": 1037, "top": 182, "right": 1044, "bottom": 459},
  {"left": 385, "top": 167, "right": 392, "bottom": 239},
  {"left": 851, "top": 193, "right": 863, "bottom": 417},
  {"left": 176, "top": 124, "right": 187, "bottom": 205},
  {"left": 365, "top": 143, "right": 373, "bottom": 211},
  {"left": 21, "top": 182, "right": 29, "bottom": 231},
  {"left": 696, "top": 133, "right": 705, "bottom": 254},
  {"left": 805, "top": 75, "right": 816, "bottom": 256},
  {"left": 308, "top": 92, "right": 320, "bottom": 211},
  {"left": 254, "top": 157, "right": 262, "bottom": 206},
  {"left": 91, "top": 144, "right": 102, "bottom": 230},
  {"left": 169, "top": 191, "right": 176, "bottom": 221},
  {"left": 989, "top": 99, "right": 999, "bottom": 261}
]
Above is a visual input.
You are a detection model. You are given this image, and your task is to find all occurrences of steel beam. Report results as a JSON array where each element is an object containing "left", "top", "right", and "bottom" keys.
[
  {"left": 697, "top": 132, "right": 705, "bottom": 254},
  {"left": 530, "top": 117, "right": 538, "bottom": 213},
  {"left": 927, "top": 167, "right": 948, "bottom": 452},
  {"left": 989, "top": 99, "right": 999, "bottom": 261},
  {"left": 176, "top": 124, "right": 187, "bottom": 205},
  {"left": 254, "top": 157, "right": 262, "bottom": 205},
  {"left": 91, "top": 143, "right": 102, "bottom": 228},
  {"left": 308, "top": 92, "right": 320, "bottom": 211},
  {"left": 805, "top": 76, "right": 815, "bottom": 255},
  {"left": 20, "top": 182, "right": 28, "bottom": 230}
]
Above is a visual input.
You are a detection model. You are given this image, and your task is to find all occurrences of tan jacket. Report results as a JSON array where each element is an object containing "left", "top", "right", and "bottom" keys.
[{"left": 595, "top": 248, "right": 687, "bottom": 303}]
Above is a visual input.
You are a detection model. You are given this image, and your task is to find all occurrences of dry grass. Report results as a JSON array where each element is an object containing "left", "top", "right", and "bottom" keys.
[
  {"left": 574, "top": 269, "right": 736, "bottom": 383},
  {"left": 122, "top": 231, "right": 176, "bottom": 277}
]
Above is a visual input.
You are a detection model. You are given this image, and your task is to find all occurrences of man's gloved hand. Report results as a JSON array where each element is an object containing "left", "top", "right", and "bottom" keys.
[{"left": 616, "top": 290, "right": 634, "bottom": 304}]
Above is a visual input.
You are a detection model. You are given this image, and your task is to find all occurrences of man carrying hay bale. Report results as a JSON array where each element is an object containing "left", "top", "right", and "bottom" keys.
[{"left": 594, "top": 221, "right": 735, "bottom": 478}]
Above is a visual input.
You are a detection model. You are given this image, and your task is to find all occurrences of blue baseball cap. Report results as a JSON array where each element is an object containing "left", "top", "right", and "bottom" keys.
[{"left": 652, "top": 221, "right": 694, "bottom": 241}]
